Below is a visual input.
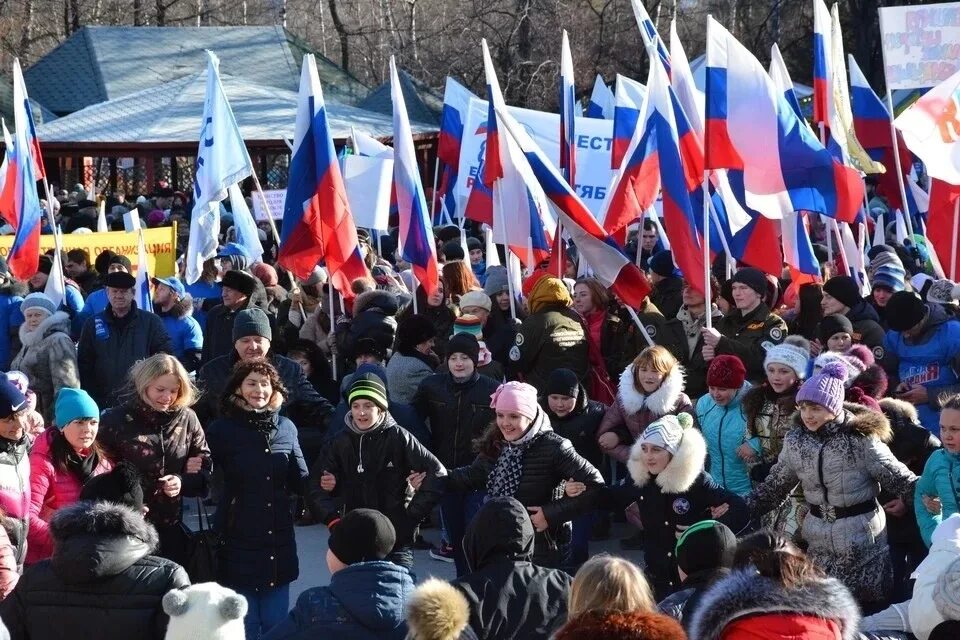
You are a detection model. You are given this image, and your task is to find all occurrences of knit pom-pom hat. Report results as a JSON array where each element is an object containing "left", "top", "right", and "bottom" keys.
[{"left": 796, "top": 361, "right": 847, "bottom": 416}]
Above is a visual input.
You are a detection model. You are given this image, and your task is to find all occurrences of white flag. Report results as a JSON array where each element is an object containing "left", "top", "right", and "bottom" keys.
[
  {"left": 228, "top": 184, "right": 264, "bottom": 263},
  {"left": 97, "top": 200, "right": 108, "bottom": 233},
  {"left": 43, "top": 231, "right": 65, "bottom": 310},
  {"left": 135, "top": 229, "right": 152, "bottom": 311},
  {"left": 185, "top": 51, "right": 254, "bottom": 283}
]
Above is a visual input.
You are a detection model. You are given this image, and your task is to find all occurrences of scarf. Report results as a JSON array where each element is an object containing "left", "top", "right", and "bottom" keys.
[
  {"left": 486, "top": 413, "right": 547, "bottom": 498},
  {"left": 66, "top": 448, "right": 99, "bottom": 485}
]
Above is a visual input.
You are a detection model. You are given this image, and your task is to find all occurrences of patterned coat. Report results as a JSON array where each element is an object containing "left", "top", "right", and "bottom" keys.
[
  {"left": 749, "top": 403, "right": 917, "bottom": 605},
  {"left": 10, "top": 311, "right": 80, "bottom": 425}
]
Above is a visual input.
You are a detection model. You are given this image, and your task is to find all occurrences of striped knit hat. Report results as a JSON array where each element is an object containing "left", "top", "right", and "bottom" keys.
[
  {"left": 347, "top": 373, "right": 388, "bottom": 411},
  {"left": 453, "top": 314, "right": 484, "bottom": 338},
  {"left": 638, "top": 412, "right": 694, "bottom": 456}
]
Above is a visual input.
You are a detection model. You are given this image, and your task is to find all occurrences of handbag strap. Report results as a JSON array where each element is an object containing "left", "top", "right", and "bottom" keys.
[{"left": 194, "top": 497, "right": 213, "bottom": 532}]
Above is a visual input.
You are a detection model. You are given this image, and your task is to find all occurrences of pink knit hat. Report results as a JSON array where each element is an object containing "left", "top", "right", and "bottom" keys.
[{"left": 490, "top": 381, "right": 539, "bottom": 420}]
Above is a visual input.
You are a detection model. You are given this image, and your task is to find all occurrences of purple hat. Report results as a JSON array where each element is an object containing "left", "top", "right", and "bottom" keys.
[{"left": 796, "top": 361, "right": 847, "bottom": 417}]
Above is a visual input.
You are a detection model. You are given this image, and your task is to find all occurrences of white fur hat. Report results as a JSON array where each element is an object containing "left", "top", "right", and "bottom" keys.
[{"left": 162, "top": 583, "right": 247, "bottom": 640}]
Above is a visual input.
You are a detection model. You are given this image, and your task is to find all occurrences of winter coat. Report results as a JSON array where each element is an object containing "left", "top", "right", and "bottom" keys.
[
  {"left": 915, "top": 446, "right": 960, "bottom": 546},
  {"left": 607, "top": 425, "right": 749, "bottom": 598},
  {"left": 0, "top": 524, "right": 18, "bottom": 601},
  {"left": 595, "top": 365, "right": 695, "bottom": 464},
  {"left": 327, "top": 381, "right": 430, "bottom": 447},
  {"left": 656, "top": 567, "right": 730, "bottom": 632},
  {"left": 650, "top": 276, "right": 683, "bottom": 320},
  {"left": 882, "top": 302, "right": 960, "bottom": 435},
  {"left": 908, "top": 514, "right": 960, "bottom": 640},
  {"left": 26, "top": 429, "right": 112, "bottom": 564},
  {"left": 156, "top": 297, "right": 203, "bottom": 370},
  {"left": 846, "top": 299, "right": 888, "bottom": 361},
  {"left": 336, "top": 290, "right": 399, "bottom": 360},
  {"left": 688, "top": 568, "right": 861, "bottom": 640},
  {"left": 412, "top": 372, "right": 500, "bottom": 468},
  {"left": 742, "top": 383, "right": 798, "bottom": 473},
  {"left": 77, "top": 305, "right": 173, "bottom": 408},
  {"left": 508, "top": 303, "right": 588, "bottom": 394},
  {"left": 196, "top": 352, "right": 334, "bottom": 434},
  {"left": 9, "top": 312, "right": 79, "bottom": 425},
  {"left": 600, "top": 299, "right": 667, "bottom": 385},
  {"left": 714, "top": 303, "right": 788, "bottom": 383},
  {"left": 0, "top": 436, "right": 30, "bottom": 570},
  {"left": 749, "top": 404, "right": 917, "bottom": 604},
  {"left": 447, "top": 410, "right": 604, "bottom": 568},
  {"left": 98, "top": 402, "right": 211, "bottom": 527},
  {"left": 696, "top": 383, "right": 757, "bottom": 496},
  {"left": 183, "top": 280, "right": 221, "bottom": 331},
  {"left": 205, "top": 394, "right": 308, "bottom": 590},
  {"left": 663, "top": 304, "right": 724, "bottom": 400},
  {"left": 261, "top": 561, "right": 414, "bottom": 640},
  {"left": 0, "top": 282, "right": 27, "bottom": 370},
  {"left": 200, "top": 286, "right": 273, "bottom": 367},
  {"left": 542, "top": 383, "right": 606, "bottom": 472},
  {"left": 484, "top": 306, "right": 518, "bottom": 367},
  {"left": 385, "top": 352, "right": 436, "bottom": 405},
  {"left": 309, "top": 412, "right": 446, "bottom": 549},
  {"left": 0, "top": 501, "right": 190, "bottom": 640},
  {"left": 452, "top": 497, "right": 572, "bottom": 640}
]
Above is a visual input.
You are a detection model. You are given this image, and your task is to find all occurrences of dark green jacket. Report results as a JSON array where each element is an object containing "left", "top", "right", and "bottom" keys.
[
  {"left": 601, "top": 299, "right": 666, "bottom": 381},
  {"left": 715, "top": 303, "right": 787, "bottom": 383},
  {"left": 509, "top": 303, "right": 587, "bottom": 393}
]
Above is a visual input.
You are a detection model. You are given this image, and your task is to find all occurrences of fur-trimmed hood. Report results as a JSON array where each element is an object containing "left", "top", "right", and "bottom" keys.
[
  {"left": 354, "top": 288, "right": 399, "bottom": 316},
  {"left": 627, "top": 417, "right": 706, "bottom": 493},
  {"left": 406, "top": 578, "right": 475, "bottom": 640},
  {"left": 18, "top": 310, "right": 71, "bottom": 346},
  {"left": 742, "top": 382, "right": 797, "bottom": 424},
  {"left": 49, "top": 501, "right": 159, "bottom": 582},
  {"left": 689, "top": 569, "right": 861, "bottom": 640},
  {"left": 618, "top": 363, "right": 685, "bottom": 416},
  {"left": 879, "top": 397, "right": 920, "bottom": 427},
  {"left": 157, "top": 293, "right": 194, "bottom": 320},
  {"left": 789, "top": 401, "right": 893, "bottom": 442}
]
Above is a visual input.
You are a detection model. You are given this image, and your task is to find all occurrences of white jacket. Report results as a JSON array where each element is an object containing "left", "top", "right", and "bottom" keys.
[{"left": 910, "top": 513, "right": 960, "bottom": 640}]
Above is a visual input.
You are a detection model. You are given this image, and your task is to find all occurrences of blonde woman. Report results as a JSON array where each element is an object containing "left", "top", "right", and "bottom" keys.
[{"left": 98, "top": 354, "right": 211, "bottom": 564}]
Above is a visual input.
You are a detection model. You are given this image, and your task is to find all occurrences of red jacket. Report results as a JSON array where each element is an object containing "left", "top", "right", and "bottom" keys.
[
  {"left": 26, "top": 429, "right": 112, "bottom": 564},
  {"left": 723, "top": 613, "right": 843, "bottom": 640}
]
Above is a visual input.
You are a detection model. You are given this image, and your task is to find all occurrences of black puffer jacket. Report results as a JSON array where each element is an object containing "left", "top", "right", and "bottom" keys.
[
  {"left": 0, "top": 501, "right": 189, "bottom": 640},
  {"left": 205, "top": 394, "right": 309, "bottom": 590},
  {"left": 200, "top": 279, "right": 273, "bottom": 366},
  {"left": 846, "top": 299, "right": 887, "bottom": 360},
  {"left": 601, "top": 299, "right": 666, "bottom": 383},
  {"left": 447, "top": 410, "right": 604, "bottom": 567},
  {"left": 412, "top": 372, "right": 500, "bottom": 468},
  {"left": 309, "top": 412, "right": 446, "bottom": 548},
  {"left": 453, "top": 497, "right": 571, "bottom": 640},
  {"left": 336, "top": 289, "right": 399, "bottom": 360},
  {"left": 650, "top": 276, "right": 683, "bottom": 320},
  {"left": 541, "top": 384, "right": 606, "bottom": 471}
]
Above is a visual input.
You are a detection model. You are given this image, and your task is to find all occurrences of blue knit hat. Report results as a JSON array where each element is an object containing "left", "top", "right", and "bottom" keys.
[
  {"left": 0, "top": 379, "right": 26, "bottom": 418},
  {"left": 796, "top": 361, "right": 847, "bottom": 417},
  {"left": 54, "top": 388, "right": 100, "bottom": 428},
  {"left": 872, "top": 264, "right": 906, "bottom": 292}
]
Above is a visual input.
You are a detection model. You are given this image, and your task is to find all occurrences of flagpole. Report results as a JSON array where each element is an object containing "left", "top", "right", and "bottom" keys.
[
  {"left": 626, "top": 306, "right": 655, "bottom": 348},
  {"left": 54, "top": 225, "right": 67, "bottom": 298},
  {"left": 412, "top": 273, "right": 419, "bottom": 313},
  {"left": 702, "top": 172, "right": 713, "bottom": 330},
  {"left": 430, "top": 156, "right": 440, "bottom": 222},
  {"left": 328, "top": 282, "right": 338, "bottom": 380},
  {"left": 953, "top": 199, "right": 959, "bottom": 280},
  {"left": 555, "top": 221, "right": 563, "bottom": 278}
]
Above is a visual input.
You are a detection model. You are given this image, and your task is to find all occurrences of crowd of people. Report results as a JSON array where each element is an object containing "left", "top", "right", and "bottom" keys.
[{"left": 0, "top": 182, "right": 954, "bottom": 639}]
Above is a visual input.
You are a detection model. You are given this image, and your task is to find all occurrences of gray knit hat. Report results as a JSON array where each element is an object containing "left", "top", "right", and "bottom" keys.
[
  {"left": 483, "top": 266, "right": 509, "bottom": 296},
  {"left": 232, "top": 308, "right": 272, "bottom": 342},
  {"left": 20, "top": 292, "right": 57, "bottom": 316}
]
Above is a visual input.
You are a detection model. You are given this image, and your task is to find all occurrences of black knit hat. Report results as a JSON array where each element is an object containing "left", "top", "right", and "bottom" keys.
[
  {"left": 347, "top": 373, "right": 389, "bottom": 411},
  {"left": 467, "top": 236, "right": 482, "bottom": 251},
  {"left": 396, "top": 314, "right": 437, "bottom": 352},
  {"left": 443, "top": 240, "right": 465, "bottom": 261},
  {"left": 647, "top": 250, "right": 680, "bottom": 278},
  {"left": 38, "top": 254, "right": 54, "bottom": 275},
  {"left": 818, "top": 313, "right": 854, "bottom": 343},
  {"left": 233, "top": 308, "right": 272, "bottom": 342},
  {"left": 107, "top": 254, "right": 133, "bottom": 272},
  {"left": 675, "top": 519, "right": 737, "bottom": 575},
  {"left": 823, "top": 275, "right": 862, "bottom": 310},
  {"left": 930, "top": 621, "right": 960, "bottom": 640},
  {"left": 546, "top": 368, "right": 579, "bottom": 398},
  {"left": 886, "top": 291, "right": 928, "bottom": 332},
  {"left": 221, "top": 269, "right": 257, "bottom": 297},
  {"left": 79, "top": 461, "right": 145, "bottom": 512},
  {"left": 446, "top": 333, "right": 480, "bottom": 365},
  {"left": 329, "top": 508, "right": 396, "bottom": 565},
  {"left": 729, "top": 267, "right": 767, "bottom": 297},
  {"left": 352, "top": 337, "right": 388, "bottom": 362}
]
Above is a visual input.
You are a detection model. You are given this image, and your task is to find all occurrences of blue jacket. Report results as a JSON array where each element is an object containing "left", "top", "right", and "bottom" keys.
[
  {"left": 184, "top": 280, "right": 222, "bottom": 331},
  {"left": 77, "top": 288, "right": 107, "bottom": 327},
  {"left": 883, "top": 303, "right": 960, "bottom": 435},
  {"left": 696, "top": 383, "right": 757, "bottom": 496},
  {"left": 205, "top": 400, "right": 309, "bottom": 590},
  {"left": 156, "top": 297, "right": 203, "bottom": 365},
  {"left": 262, "top": 561, "right": 413, "bottom": 640},
  {"left": 915, "top": 447, "right": 960, "bottom": 546},
  {"left": 0, "top": 284, "right": 25, "bottom": 369}
]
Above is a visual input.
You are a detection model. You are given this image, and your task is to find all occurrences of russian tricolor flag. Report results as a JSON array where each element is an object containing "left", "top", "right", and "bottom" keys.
[
  {"left": 611, "top": 74, "right": 647, "bottom": 170},
  {"left": 7, "top": 59, "right": 43, "bottom": 280},
  {"left": 586, "top": 75, "right": 614, "bottom": 120},
  {"left": 279, "top": 54, "right": 369, "bottom": 297},
  {"left": 437, "top": 78, "right": 477, "bottom": 221},
  {"left": 493, "top": 103, "right": 650, "bottom": 308},
  {"left": 630, "top": 0, "right": 671, "bottom": 77},
  {"left": 391, "top": 56, "right": 440, "bottom": 295},
  {"left": 704, "top": 16, "right": 863, "bottom": 225},
  {"left": 812, "top": 0, "right": 831, "bottom": 128},
  {"left": 559, "top": 30, "right": 577, "bottom": 186}
]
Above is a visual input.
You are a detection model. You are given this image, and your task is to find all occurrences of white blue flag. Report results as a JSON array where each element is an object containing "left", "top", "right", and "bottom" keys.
[
  {"left": 228, "top": 184, "right": 264, "bottom": 263},
  {"left": 135, "top": 229, "right": 152, "bottom": 311},
  {"left": 185, "top": 51, "right": 253, "bottom": 283}
]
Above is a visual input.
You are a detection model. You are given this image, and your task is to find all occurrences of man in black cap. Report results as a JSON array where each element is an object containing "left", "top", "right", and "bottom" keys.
[
  {"left": 702, "top": 267, "right": 787, "bottom": 383},
  {"left": 882, "top": 290, "right": 960, "bottom": 434},
  {"left": 262, "top": 509, "right": 414, "bottom": 639},
  {"left": 77, "top": 270, "right": 172, "bottom": 408},
  {"left": 822, "top": 274, "right": 886, "bottom": 360},
  {"left": 77, "top": 253, "right": 134, "bottom": 328},
  {"left": 647, "top": 249, "right": 684, "bottom": 319},
  {"left": 201, "top": 268, "right": 261, "bottom": 366}
]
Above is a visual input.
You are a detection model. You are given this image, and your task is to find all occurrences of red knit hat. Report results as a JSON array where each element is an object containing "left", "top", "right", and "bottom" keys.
[{"left": 706, "top": 354, "right": 747, "bottom": 389}]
